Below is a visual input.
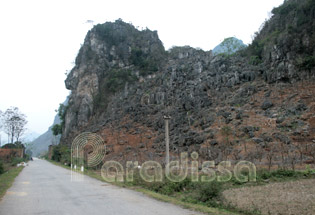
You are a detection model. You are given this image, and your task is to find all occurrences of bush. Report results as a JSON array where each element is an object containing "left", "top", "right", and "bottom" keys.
[
  {"left": 52, "top": 124, "right": 62, "bottom": 136},
  {"left": 272, "top": 1, "right": 297, "bottom": 16},
  {"left": 51, "top": 145, "right": 71, "bottom": 164},
  {"left": 159, "top": 178, "right": 191, "bottom": 195},
  {"left": 105, "top": 69, "right": 137, "bottom": 93},
  {"left": 297, "top": 55, "right": 315, "bottom": 70},
  {"left": 257, "top": 169, "right": 303, "bottom": 180},
  {"left": 249, "top": 56, "right": 263, "bottom": 65},
  {"left": 11, "top": 157, "right": 24, "bottom": 166},
  {"left": 58, "top": 104, "right": 68, "bottom": 127},
  {"left": 129, "top": 48, "right": 159, "bottom": 76},
  {"left": 141, "top": 176, "right": 222, "bottom": 206},
  {"left": 270, "top": 169, "right": 298, "bottom": 178},
  {"left": 0, "top": 161, "right": 4, "bottom": 174},
  {"left": 94, "top": 21, "right": 128, "bottom": 46},
  {"left": 194, "top": 181, "right": 222, "bottom": 206}
]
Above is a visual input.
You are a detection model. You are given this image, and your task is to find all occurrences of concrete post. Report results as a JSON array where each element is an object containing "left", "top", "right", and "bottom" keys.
[{"left": 164, "top": 115, "right": 171, "bottom": 166}]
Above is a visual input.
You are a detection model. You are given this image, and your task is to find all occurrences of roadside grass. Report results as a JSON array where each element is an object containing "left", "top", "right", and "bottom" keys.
[
  {"left": 0, "top": 166, "right": 24, "bottom": 199},
  {"left": 223, "top": 168, "right": 315, "bottom": 190},
  {"left": 47, "top": 159, "right": 315, "bottom": 215}
]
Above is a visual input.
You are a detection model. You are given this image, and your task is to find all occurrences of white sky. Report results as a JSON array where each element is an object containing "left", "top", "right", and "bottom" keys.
[{"left": 0, "top": 0, "right": 284, "bottom": 138}]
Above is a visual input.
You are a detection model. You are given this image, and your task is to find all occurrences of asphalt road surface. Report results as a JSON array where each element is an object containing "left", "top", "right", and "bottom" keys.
[{"left": 0, "top": 159, "right": 202, "bottom": 215}]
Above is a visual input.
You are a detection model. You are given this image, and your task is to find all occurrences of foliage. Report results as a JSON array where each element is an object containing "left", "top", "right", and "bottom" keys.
[
  {"left": 243, "top": 0, "right": 315, "bottom": 70},
  {"left": 1, "top": 107, "right": 27, "bottom": 143},
  {"left": 256, "top": 169, "right": 309, "bottom": 181},
  {"left": 190, "top": 181, "right": 222, "bottom": 207},
  {"left": 51, "top": 144, "right": 71, "bottom": 165},
  {"left": 122, "top": 171, "right": 222, "bottom": 207},
  {"left": 0, "top": 161, "right": 4, "bottom": 175},
  {"left": 246, "top": 40, "right": 264, "bottom": 64},
  {"left": 51, "top": 103, "right": 68, "bottom": 136},
  {"left": 147, "top": 178, "right": 192, "bottom": 195},
  {"left": 0, "top": 166, "right": 24, "bottom": 198},
  {"left": 52, "top": 124, "right": 63, "bottom": 136},
  {"left": 93, "top": 68, "right": 138, "bottom": 111},
  {"left": 297, "top": 55, "right": 315, "bottom": 71},
  {"left": 249, "top": 56, "right": 262, "bottom": 65},
  {"left": 129, "top": 48, "right": 159, "bottom": 75},
  {"left": 41, "top": 151, "right": 49, "bottom": 160},
  {"left": 221, "top": 126, "right": 232, "bottom": 137},
  {"left": 213, "top": 37, "right": 246, "bottom": 56},
  {"left": 105, "top": 69, "right": 138, "bottom": 93},
  {"left": 10, "top": 157, "right": 25, "bottom": 166},
  {"left": 271, "top": 1, "right": 298, "bottom": 16},
  {"left": 1, "top": 142, "right": 24, "bottom": 149},
  {"left": 57, "top": 104, "right": 68, "bottom": 127},
  {"left": 94, "top": 20, "right": 128, "bottom": 46}
]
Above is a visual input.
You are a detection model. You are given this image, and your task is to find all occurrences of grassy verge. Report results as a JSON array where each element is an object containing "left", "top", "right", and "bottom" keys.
[{"left": 0, "top": 166, "right": 24, "bottom": 199}]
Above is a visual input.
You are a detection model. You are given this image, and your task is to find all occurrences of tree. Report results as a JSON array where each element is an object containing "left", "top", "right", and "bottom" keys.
[
  {"left": 213, "top": 37, "right": 246, "bottom": 56},
  {"left": 265, "top": 143, "right": 279, "bottom": 171},
  {"left": 287, "top": 145, "right": 298, "bottom": 170},
  {"left": 52, "top": 124, "right": 62, "bottom": 136},
  {"left": 2, "top": 107, "right": 27, "bottom": 144}
]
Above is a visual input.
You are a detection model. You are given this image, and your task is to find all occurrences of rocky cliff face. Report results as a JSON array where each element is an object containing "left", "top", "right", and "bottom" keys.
[
  {"left": 61, "top": 1, "right": 315, "bottom": 165},
  {"left": 247, "top": 0, "right": 315, "bottom": 83}
]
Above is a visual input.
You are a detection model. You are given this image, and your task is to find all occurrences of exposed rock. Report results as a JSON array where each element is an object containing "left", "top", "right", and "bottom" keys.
[
  {"left": 261, "top": 100, "right": 273, "bottom": 110},
  {"left": 252, "top": 137, "right": 264, "bottom": 144},
  {"left": 59, "top": 1, "right": 315, "bottom": 163},
  {"left": 273, "top": 133, "right": 291, "bottom": 144},
  {"left": 210, "top": 140, "right": 218, "bottom": 146}
]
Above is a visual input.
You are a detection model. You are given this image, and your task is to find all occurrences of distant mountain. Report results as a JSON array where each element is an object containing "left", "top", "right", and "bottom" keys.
[
  {"left": 23, "top": 131, "right": 41, "bottom": 142},
  {"left": 29, "top": 114, "right": 61, "bottom": 156},
  {"left": 212, "top": 37, "right": 246, "bottom": 55},
  {"left": 29, "top": 98, "right": 68, "bottom": 156}
]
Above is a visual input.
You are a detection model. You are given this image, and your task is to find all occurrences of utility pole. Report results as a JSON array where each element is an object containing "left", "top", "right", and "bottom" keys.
[{"left": 164, "top": 115, "right": 171, "bottom": 166}]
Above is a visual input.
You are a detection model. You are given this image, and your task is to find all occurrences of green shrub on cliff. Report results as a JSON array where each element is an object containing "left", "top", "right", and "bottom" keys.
[
  {"left": 52, "top": 124, "right": 62, "bottom": 136},
  {"left": 106, "top": 69, "right": 137, "bottom": 93},
  {"left": 130, "top": 48, "right": 159, "bottom": 75}
]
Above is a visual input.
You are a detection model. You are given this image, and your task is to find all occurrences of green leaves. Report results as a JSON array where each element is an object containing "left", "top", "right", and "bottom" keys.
[
  {"left": 213, "top": 37, "right": 246, "bottom": 56},
  {"left": 52, "top": 124, "right": 62, "bottom": 136},
  {"left": 51, "top": 104, "right": 68, "bottom": 136},
  {"left": 105, "top": 69, "right": 137, "bottom": 93}
]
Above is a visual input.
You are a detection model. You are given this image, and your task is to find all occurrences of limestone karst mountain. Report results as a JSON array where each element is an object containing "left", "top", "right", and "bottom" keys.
[{"left": 59, "top": 0, "right": 315, "bottom": 165}]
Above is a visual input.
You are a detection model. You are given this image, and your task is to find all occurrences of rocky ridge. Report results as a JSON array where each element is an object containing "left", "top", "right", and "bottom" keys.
[{"left": 61, "top": 1, "right": 315, "bottom": 166}]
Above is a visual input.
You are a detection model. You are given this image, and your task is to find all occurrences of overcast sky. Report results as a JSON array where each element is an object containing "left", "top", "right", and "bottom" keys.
[{"left": 0, "top": 0, "right": 284, "bottom": 139}]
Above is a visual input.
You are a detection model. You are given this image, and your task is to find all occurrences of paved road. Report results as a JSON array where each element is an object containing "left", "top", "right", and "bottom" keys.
[{"left": 0, "top": 159, "right": 202, "bottom": 215}]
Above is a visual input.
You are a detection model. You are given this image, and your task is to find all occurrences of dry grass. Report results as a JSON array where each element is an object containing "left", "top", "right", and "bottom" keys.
[{"left": 222, "top": 179, "right": 315, "bottom": 215}]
